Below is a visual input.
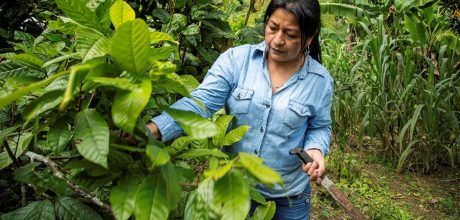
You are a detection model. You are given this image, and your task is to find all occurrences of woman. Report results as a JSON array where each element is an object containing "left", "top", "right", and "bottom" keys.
[{"left": 148, "top": 0, "right": 332, "bottom": 219}]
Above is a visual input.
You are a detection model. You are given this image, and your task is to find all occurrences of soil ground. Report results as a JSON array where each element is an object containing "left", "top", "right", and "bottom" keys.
[{"left": 310, "top": 147, "right": 460, "bottom": 220}]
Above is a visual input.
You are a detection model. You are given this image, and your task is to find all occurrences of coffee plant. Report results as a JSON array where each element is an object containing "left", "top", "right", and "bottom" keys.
[{"left": 0, "top": 0, "right": 282, "bottom": 219}]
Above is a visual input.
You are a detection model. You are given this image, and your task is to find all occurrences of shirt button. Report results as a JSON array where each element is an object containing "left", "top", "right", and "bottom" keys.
[
  {"left": 254, "top": 149, "right": 259, "bottom": 154},
  {"left": 259, "top": 127, "right": 264, "bottom": 133},
  {"left": 266, "top": 104, "right": 270, "bottom": 108}
]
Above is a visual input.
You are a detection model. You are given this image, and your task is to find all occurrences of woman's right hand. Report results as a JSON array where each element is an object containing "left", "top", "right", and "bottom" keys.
[{"left": 146, "top": 122, "right": 161, "bottom": 140}]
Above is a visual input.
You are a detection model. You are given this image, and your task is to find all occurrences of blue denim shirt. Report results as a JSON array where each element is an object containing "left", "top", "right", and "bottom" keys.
[{"left": 152, "top": 41, "right": 333, "bottom": 197}]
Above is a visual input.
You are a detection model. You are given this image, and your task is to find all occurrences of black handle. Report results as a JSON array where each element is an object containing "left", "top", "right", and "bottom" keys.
[{"left": 289, "top": 147, "right": 314, "bottom": 164}]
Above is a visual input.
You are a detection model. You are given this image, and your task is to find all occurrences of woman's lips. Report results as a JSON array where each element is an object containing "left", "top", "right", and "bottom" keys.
[{"left": 271, "top": 47, "right": 284, "bottom": 54}]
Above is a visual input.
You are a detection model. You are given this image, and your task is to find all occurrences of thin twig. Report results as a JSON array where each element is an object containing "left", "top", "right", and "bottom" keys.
[
  {"left": 48, "top": 155, "right": 82, "bottom": 160},
  {"left": 3, "top": 140, "right": 22, "bottom": 167},
  {"left": 21, "top": 184, "right": 26, "bottom": 207},
  {"left": 24, "top": 151, "right": 113, "bottom": 216}
]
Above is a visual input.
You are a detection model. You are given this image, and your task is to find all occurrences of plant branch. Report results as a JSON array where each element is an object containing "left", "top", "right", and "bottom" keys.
[
  {"left": 3, "top": 140, "right": 22, "bottom": 167},
  {"left": 24, "top": 151, "right": 113, "bottom": 216}
]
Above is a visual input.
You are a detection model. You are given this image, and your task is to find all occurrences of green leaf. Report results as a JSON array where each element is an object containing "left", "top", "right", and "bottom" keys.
[
  {"left": 0, "top": 60, "right": 45, "bottom": 80},
  {"left": 76, "top": 28, "right": 110, "bottom": 62},
  {"left": 214, "top": 170, "right": 250, "bottom": 220},
  {"left": 14, "top": 163, "right": 68, "bottom": 194},
  {"left": 404, "top": 13, "right": 427, "bottom": 44},
  {"left": 320, "top": 3, "right": 375, "bottom": 18},
  {"left": 55, "top": 0, "right": 101, "bottom": 30},
  {"left": 0, "top": 70, "right": 69, "bottom": 109},
  {"left": 249, "top": 201, "right": 276, "bottom": 220},
  {"left": 184, "top": 178, "right": 217, "bottom": 220},
  {"left": 22, "top": 90, "right": 63, "bottom": 122},
  {"left": 156, "top": 73, "right": 190, "bottom": 97},
  {"left": 146, "top": 144, "right": 170, "bottom": 168},
  {"left": 87, "top": 77, "right": 137, "bottom": 90},
  {"left": 112, "top": 78, "right": 152, "bottom": 134},
  {"left": 160, "top": 162, "right": 181, "bottom": 209},
  {"left": 238, "top": 152, "right": 282, "bottom": 185},
  {"left": 0, "top": 200, "right": 55, "bottom": 220},
  {"left": 221, "top": 125, "right": 250, "bottom": 146},
  {"left": 74, "top": 109, "right": 109, "bottom": 168},
  {"left": 151, "top": 31, "right": 178, "bottom": 45},
  {"left": 176, "top": 149, "right": 228, "bottom": 159},
  {"left": 48, "top": 120, "right": 73, "bottom": 153},
  {"left": 41, "top": 53, "right": 79, "bottom": 69},
  {"left": 165, "top": 108, "right": 217, "bottom": 139},
  {"left": 9, "top": 53, "right": 44, "bottom": 67},
  {"left": 59, "top": 65, "right": 90, "bottom": 110},
  {"left": 0, "top": 132, "right": 33, "bottom": 171},
  {"left": 183, "top": 23, "right": 200, "bottom": 36},
  {"left": 250, "top": 186, "right": 267, "bottom": 205},
  {"left": 110, "top": 0, "right": 135, "bottom": 29},
  {"left": 110, "top": 175, "right": 142, "bottom": 220},
  {"left": 212, "top": 115, "right": 233, "bottom": 146},
  {"left": 204, "top": 159, "right": 234, "bottom": 180},
  {"left": 134, "top": 168, "right": 180, "bottom": 220},
  {"left": 111, "top": 19, "right": 150, "bottom": 76},
  {"left": 151, "top": 46, "right": 179, "bottom": 61},
  {"left": 55, "top": 197, "right": 102, "bottom": 220}
]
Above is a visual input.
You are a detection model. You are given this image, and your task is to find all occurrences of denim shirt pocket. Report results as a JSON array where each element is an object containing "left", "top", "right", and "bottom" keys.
[
  {"left": 283, "top": 100, "right": 311, "bottom": 129},
  {"left": 229, "top": 87, "right": 254, "bottom": 114}
]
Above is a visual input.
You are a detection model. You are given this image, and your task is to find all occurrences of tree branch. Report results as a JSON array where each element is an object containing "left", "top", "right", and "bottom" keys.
[
  {"left": 3, "top": 140, "right": 22, "bottom": 167},
  {"left": 24, "top": 151, "right": 113, "bottom": 216}
]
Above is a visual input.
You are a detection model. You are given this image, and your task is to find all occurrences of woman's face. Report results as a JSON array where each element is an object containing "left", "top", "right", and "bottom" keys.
[{"left": 265, "top": 8, "right": 312, "bottom": 63}]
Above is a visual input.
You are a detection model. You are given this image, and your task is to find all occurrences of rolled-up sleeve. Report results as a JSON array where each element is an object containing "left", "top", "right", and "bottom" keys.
[
  {"left": 151, "top": 48, "right": 239, "bottom": 142},
  {"left": 303, "top": 76, "right": 334, "bottom": 156}
]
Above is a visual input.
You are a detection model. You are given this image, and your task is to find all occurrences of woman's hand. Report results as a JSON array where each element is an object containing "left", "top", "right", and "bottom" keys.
[
  {"left": 301, "top": 149, "right": 325, "bottom": 186},
  {"left": 146, "top": 122, "right": 161, "bottom": 140}
]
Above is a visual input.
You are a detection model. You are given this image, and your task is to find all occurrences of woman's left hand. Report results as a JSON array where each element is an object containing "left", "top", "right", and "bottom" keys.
[{"left": 301, "top": 149, "right": 325, "bottom": 186}]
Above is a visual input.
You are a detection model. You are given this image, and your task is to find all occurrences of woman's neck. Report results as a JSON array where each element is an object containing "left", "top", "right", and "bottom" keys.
[{"left": 267, "top": 53, "right": 305, "bottom": 76}]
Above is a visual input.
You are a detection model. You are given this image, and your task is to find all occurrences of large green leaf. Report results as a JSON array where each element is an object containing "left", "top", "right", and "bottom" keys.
[
  {"left": 160, "top": 162, "right": 181, "bottom": 209},
  {"left": 74, "top": 109, "right": 109, "bottom": 168},
  {"left": 48, "top": 119, "right": 73, "bottom": 153},
  {"left": 146, "top": 144, "right": 170, "bottom": 168},
  {"left": 221, "top": 125, "right": 250, "bottom": 146},
  {"left": 155, "top": 73, "right": 190, "bottom": 97},
  {"left": 111, "top": 19, "right": 150, "bottom": 76},
  {"left": 165, "top": 108, "right": 217, "bottom": 139},
  {"left": 55, "top": 0, "right": 101, "bottom": 30},
  {"left": 0, "top": 132, "right": 33, "bottom": 171},
  {"left": 14, "top": 163, "right": 68, "bottom": 194},
  {"left": 76, "top": 28, "right": 110, "bottom": 62},
  {"left": 134, "top": 167, "right": 180, "bottom": 220},
  {"left": 112, "top": 78, "right": 152, "bottom": 134},
  {"left": 55, "top": 197, "right": 102, "bottom": 220},
  {"left": 22, "top": 90, "right": 63, "bottom": 122},
  {"left": 404, "top": 13, "right": 427, "bottom": 45},
  {"left": 249, "top": 201, "right": 276, "bottom": 220},
  {"left": 176, "top": 149, "right": 228, "bottom": 159},
  {"left": 212, "top": 115, "right": 233, "bottom": 146},
  {"left": 214, "top": 170, "right": 250, "bottom": 220},
  {"left": 110, "top": 0, "right": 135, "bottom": 29},
  {"left": 110, "top": 175, "right": 142, "bottom": 220},
  {"left": 0, "top": 200, "right": 55, "bottom": 220},
  {"left": 238, "top": 152, "right": 282, "bottom": 185},
  {"left": 0, "top": 60, "right": 45, "bottom": 80}
]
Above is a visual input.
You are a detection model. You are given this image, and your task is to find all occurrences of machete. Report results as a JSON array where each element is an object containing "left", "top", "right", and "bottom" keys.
[{"left": 289, "top": 147, "right": 367, "bottom": 220}]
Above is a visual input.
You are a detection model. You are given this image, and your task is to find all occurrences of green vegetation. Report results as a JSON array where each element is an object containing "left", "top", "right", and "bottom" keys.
[{"left": 0, "top": 0, "right": 459, "bottom": 219}]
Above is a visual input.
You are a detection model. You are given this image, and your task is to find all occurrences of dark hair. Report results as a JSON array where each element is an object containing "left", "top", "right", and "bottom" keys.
[{"left": 264, "top": 0, "right": 322, "bottom": 63}]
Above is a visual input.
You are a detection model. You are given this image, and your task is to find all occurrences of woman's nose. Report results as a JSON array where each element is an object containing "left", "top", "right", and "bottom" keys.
[{"left": 272, "top": 32, "right": 284, "bottom": 46}]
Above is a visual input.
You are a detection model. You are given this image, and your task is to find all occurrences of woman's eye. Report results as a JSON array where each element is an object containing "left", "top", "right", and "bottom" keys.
[{"left": 269, "top": 26, "right": 277, "bottom": 31}]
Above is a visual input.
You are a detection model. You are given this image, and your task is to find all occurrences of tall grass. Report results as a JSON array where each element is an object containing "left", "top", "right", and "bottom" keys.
[{"left": 323, "top": 6, "right": 460, "bottom": 172}]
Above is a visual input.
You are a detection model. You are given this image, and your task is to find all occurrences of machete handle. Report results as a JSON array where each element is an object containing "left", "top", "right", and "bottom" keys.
[{"left": 289, "top": 147, "right": 314, "bottom": 164}]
